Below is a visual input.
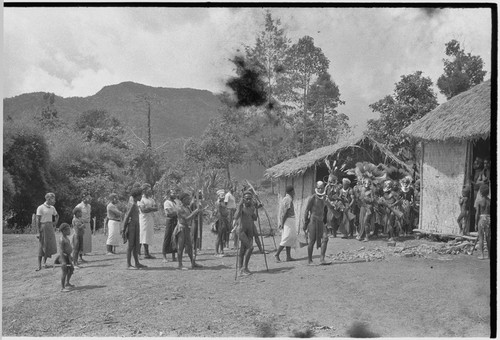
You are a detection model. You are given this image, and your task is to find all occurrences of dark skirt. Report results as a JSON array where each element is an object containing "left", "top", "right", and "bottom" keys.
[{"left": 163, "top": 217, "right": 177, "bottom": 254}]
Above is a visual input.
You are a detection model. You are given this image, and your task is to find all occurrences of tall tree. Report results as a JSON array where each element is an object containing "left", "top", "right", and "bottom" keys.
[
  {"left": 245, "top": 10, "right": 292, "bottom": 105},
  {"left": 307, "top": 72, "right": 350, "bottom": 146},
  {"left": 437, "top": 39, "right": 487, "bottom": 100},
  {"left": 184, "top": 106, "right": 246, "bottom": 182},
  {"left": 286, "top": 36, "right": 330, "bottom": 152},
  {"left": 74, "top": 109, "right": 128, "bottom": 149},
  {"left": 366, "top": 71, "right": 438, "bottom": 162}
]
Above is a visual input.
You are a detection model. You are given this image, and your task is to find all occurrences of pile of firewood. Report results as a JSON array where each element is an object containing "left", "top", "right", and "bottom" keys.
[
  {"left": 392, "top": 240, "right": 476, "bottom": 257},
  {"left": 329, "top": 247, "right": 386, "bottom": 262}
]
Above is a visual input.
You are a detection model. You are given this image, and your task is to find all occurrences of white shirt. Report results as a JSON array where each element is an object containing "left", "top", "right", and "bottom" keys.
[
  {"left": 36, "top": 203, "right": 58, "bottom": 223},
  {"left": 224, "top": 192, "right": 236, "bottom": 209}
]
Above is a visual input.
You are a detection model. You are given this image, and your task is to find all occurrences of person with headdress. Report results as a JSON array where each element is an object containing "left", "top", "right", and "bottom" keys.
[
  {"left": 75, "top": 192, "right": 92, "bottom": 256},
  {"left": 122, "top": 187, "right": 147, "bottom": 270},
  {"left": 233, "top": 190, "right": 260, "bottom": 275},
  {"left": 379, "top": 180, "right": 402, "bottom": 242},
  {"left": 138, "top": 183, "right": 158, "bottom": 259},
  {"left": 357, "top": 178, "right": 375, "bottom": 242},
  {"left": 174, "top": 192, "right": 202, "bottom": 270},
  {"left": 36, "top": 192, "right": 59, "bottom": 271},
  {"left": 162, "top": 189, "right": 178, "bottom": 263},
  {"left": 339, "top": 178, "right": 355, "bottom": 238},
  {"left": 214, "top": 189, "right": 230, "bottom": 257},
  {"left": 399, "top": 176, "right": 415, "bottom": 235},
  {"left": 303, "top": 181, "right": 331, "bottom": 265},
  {"left": 325, "top": 174, "right": 342, "bottom": 238},
  {"left": 106, "top": 193, "right": 122, "bottom": 255},
  {"left": 274, "top": 185, "right": 298, "bottom": 262}
]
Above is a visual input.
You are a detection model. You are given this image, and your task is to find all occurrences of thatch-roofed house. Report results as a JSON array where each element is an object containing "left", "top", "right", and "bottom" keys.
[
  {"left": 265, "top": 136, "right": 412, "bottom": 231},
  {"left": 402, "top": 79, "right": 491, "bottom": 234}
]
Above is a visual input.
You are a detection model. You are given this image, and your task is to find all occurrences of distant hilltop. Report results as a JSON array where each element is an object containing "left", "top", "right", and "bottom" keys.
[{"left": 3, "top": 81, "right": 223, "bottom": 141}]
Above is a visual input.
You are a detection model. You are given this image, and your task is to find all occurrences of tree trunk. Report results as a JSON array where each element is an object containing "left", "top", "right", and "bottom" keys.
[{"left": 226, "top": 166, "right": 231, "bottom": 183}]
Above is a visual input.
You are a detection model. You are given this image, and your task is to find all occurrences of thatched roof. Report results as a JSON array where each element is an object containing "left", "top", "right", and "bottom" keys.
[
  {"left": 265, "top": 135, "right": 412, "bottom": 178},
  {"left": 402, "top": 79, "right": 491, "bottom": 141}
]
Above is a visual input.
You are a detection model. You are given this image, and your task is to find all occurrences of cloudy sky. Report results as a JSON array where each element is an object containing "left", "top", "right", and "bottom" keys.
[{"left": 3, "top": 6, "right": 492, "bottom": 134}]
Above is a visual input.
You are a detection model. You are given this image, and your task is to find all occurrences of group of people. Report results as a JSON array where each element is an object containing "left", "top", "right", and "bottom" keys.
[
  {"left": 35, "top": 182, "right": 275, "bottom": 292},
  {"left": 457, "top": 157, "right": 491, "bottom": 259}
]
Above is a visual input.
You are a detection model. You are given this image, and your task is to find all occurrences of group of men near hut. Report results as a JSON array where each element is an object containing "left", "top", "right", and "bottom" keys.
[{"left": 295, "top": 165, "right": 420, "bottom": 265}]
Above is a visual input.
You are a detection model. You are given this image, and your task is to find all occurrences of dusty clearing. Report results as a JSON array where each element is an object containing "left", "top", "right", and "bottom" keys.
[{"left": 2, "top": 230, "right": 491, "bottom": 337}]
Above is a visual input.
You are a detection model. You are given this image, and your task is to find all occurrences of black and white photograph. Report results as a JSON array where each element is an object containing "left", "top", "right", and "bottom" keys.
[{"left": 2, "top": 4, "right": 494, "bottom": 338}]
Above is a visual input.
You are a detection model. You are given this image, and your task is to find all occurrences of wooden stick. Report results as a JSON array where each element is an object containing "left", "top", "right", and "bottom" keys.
[
  {"left": 245, "top": 180, "right": 277, "bottom": 250},
  {"left": 256, "top": 212, "right": 269, "bottom": 272},
  {"left": 234, "top": 223, "right": 239, "bottom": 280}
]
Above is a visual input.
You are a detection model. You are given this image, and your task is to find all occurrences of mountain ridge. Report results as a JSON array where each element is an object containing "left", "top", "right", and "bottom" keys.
[{"left": 3, "top": 81, "right": 224, "bottom": 142}]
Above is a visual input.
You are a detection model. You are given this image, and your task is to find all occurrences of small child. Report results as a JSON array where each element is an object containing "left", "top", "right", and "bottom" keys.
[
  {"left": 72, "top": 208, "right": 85, "bottom": 267},
  {"left": 457, "top": 186, "right": 470, "bottom": 235},
  {"left": 475, "top": 184, "right": 491, "bottom": 260},
  {"left": 58, "top": 223, "right": 75, "bottom": 292}
]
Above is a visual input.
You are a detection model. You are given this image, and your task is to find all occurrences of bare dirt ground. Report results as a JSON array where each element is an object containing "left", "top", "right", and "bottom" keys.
[{"left": 2, "top": 226, "right": 492, "bottom": 338}]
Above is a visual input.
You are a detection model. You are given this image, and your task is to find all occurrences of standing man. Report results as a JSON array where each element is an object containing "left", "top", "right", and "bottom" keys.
[
  {"left": 122, "top": 187, "right": 147, "bottom": 270},
  {"left": 234, "top": 190, "right": 259, "bottom": 276},
  {"left": 224, "top": 185, "right": 237, "bottom": 248},
  {"left": 303, "top": 181, "right": 330, "bottom": 265},
  {"left": 274, "top": 185, "right": 298, "bottom": 262},
  {"left": 339, "top": 178, "right": 355, "bottom": 238},
  {"left": 162, "top": 190, "right": 178, "bottom": 263},
  {"left": 138, "top": 183, "right": 158, "bottom": 259},
  {"left": 75, "top": 192, "right": 92, "bottom": 259},
  {"left": 325, "top": 174, "right": 342, "bottom": 237},
  {"left": 36, "top": 192, "right": 59, "bottom": 271},
  {"left": 190, "top": 190, "right": 203, "bottom": 252},
  {"left": 357, "top": 178, "right": 375, "bottom": 242}
]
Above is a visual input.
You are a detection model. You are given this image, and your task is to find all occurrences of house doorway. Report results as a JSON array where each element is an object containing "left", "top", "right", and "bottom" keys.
[{"left": 468, "top": 137, "right": 491, "bottom": 233}]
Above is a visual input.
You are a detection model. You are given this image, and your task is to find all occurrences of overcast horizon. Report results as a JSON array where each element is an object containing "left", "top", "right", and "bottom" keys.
[{"left": 3, "top": 6, "right": 492, "bottom": 135}]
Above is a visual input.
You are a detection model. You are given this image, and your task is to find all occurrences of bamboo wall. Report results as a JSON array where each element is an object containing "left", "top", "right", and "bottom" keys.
[
  {"left": 277, "top": 167, "right": 316, "bottom": 232},
  {"left": 421, "top": 141, "right": 467, "bottom": 234}
]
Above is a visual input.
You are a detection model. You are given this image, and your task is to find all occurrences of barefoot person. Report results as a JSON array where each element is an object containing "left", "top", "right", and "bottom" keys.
[
  {"left": 106, "top": 193, "right": 122, "bottom": 255},
  {"left": 475, "top": 184, "right": 491, "bottom": 260},
  {"left": 234, "top": 190, "right": 260, "bottom": 275},
  {"left": 215, "top": 190, "right": 230, "bottom": 257},
  {"left": 162, "top": 190, "right": 178, "bottom": 263},
  {"left": 174, "top": 193, "right": 202, "bottom": 270},
  {"left": 36, "top": 192, "right": 59, "bottom": 271},
  {"left": 138, "top": 184, "right": 158, "bottom": 259},
  {"left": 75, "top": 192, "right": 92, "bottom": 258},
  {"left": 71, "top": 208, "right": 85, "bottom": 268},
  {"left": 275, "top": 185, "right": 298, "bottom": 262},
  {"left": 122, "top": 188, "right": 147, "bottom": 270},
  {"left": 58, "top": 223, "right": 75, "bottom": 292},
  {"left": 303, "top": 181, "right": 330, "bottom": 265}
]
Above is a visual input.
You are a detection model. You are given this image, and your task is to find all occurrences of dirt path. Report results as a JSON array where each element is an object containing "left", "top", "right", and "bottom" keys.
[{"left": 2, "top": 232, "right": 491, "bottom": 337}]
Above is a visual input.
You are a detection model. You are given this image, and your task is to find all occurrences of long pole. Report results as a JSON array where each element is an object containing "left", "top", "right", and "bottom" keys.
[
  {"left": 245, "top": 180, "right": 277, "bottom": 250},
  {"left": 256, "top": 212, "right": 269, "bottom": 272},
  {"left": 234, "top": 222, "right": 240, "bottom": 280}
]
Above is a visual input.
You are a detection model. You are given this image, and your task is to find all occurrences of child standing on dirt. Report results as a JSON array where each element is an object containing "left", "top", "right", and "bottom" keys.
[
  {"left": 475, "top": 184, "right": 490, "bottom": 260},
  {"left": 72, "top": 208, "right": 85, "bottom": 268},
  {"left": 58, "top": 223, "right": 75, "bottom": 292},
  {"left": 457, "top": 186, "right": 470, "bottom": 235}
]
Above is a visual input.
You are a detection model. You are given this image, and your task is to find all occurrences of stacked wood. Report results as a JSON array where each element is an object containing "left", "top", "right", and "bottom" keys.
[{"left": 329, "top": 247, "right": 386, "bottom": 262}]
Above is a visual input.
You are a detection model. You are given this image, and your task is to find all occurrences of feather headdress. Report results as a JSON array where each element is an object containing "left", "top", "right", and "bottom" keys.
[{"left": 348, "top": 162, "right": 386, "bottom": 184}]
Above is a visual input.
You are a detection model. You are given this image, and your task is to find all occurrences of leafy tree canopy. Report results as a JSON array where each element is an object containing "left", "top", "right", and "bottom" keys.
[{"left": 437, "top": 39, "right": 487, "bottom": 100}]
